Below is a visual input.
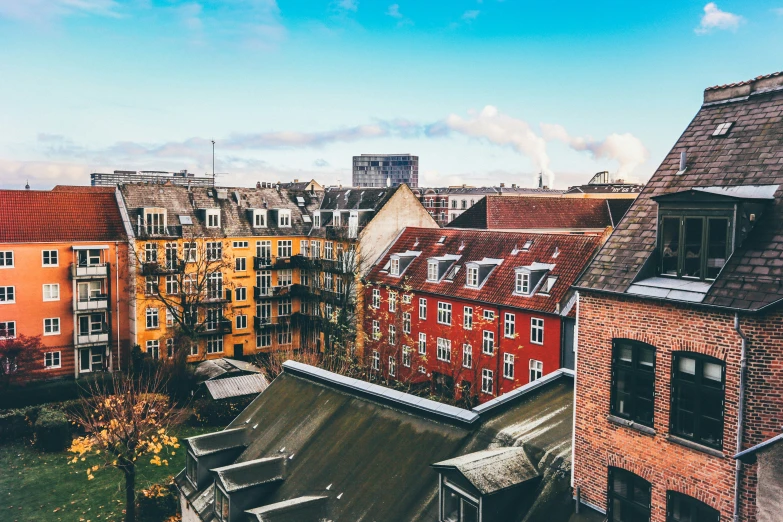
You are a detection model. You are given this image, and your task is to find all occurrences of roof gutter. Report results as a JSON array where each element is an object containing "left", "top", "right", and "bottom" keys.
[{"left": 733, "top": 313, "right": 748, "bottom": 522}]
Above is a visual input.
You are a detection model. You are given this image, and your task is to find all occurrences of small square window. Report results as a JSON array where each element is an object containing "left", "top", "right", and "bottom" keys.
[
  {"left": 42, "top": 250, "right": 59, "bottom": 266},
  {"left": 44, "top": 318, "right": 60, "bottom": 335},
  {"left": 712, "top": 122, "right": 733, "bottom": 137},
  {"left": 44, "top": 351, "right": 61, "bottom": 368}
]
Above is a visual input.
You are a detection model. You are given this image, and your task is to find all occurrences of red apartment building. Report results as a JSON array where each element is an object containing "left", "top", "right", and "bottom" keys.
[
  {"left": 0, "top": 187, "right": 130, "bottom": 382},
  {"left": 572, "top": 72, "right": 783, "bottom": 521},
  {"left": 363, "top": 227, "right": 601, "bottom": 404}
]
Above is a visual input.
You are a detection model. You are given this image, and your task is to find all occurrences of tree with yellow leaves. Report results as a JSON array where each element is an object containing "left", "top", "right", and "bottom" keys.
[{"left": 67, "top": 372, "right": 181, "bottom": 522}]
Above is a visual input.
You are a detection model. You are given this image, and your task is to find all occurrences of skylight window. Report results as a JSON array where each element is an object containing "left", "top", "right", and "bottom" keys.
[
  {"left": 522, "top": 240, "right": 533, "bottom": 251},
  {"left": 712, "top": 122, "right": 733, "bottom": 137},
  {"left": 437, "top": 236, "right": 446, "bottom": 244}
]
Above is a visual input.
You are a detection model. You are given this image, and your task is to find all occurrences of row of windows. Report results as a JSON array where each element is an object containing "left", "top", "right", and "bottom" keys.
[
  {"left": 608, "top": 467, "right": 719, "bottom": 522},
  {"left": 611, "top": 339, "right": 726, "bottom": 449},
  {"left": 0, "top": 284, "right": 62, "bottom": 302},
  {"left": 0, "top": 250, "right": 62, "bottom": 268},
  {"left": 371, "top": 292, "right": 546, "bottom": 345}
]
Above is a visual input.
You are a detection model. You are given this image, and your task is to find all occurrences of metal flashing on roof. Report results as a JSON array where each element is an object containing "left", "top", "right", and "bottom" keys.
[
  {"left": 626, "top": 277, "right": 712, "bottom": 303},
  {"left": 432, "top": 447, "right": 539, "bottom": 495},
  {"left": 472, "top": 368, "right": 574, "bottom": 414},
  {"left": 693, "top": 184, "right": 779, "bottom": 200},
  {"left": 245, "top": 495, "right": 328, "bottom": 519},
  {"left": 205, "top": 374, "right": 269, "bottom": 400}
]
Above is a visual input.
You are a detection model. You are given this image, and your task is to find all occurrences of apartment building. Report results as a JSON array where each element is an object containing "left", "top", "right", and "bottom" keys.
[
  {"left": 352, "top": 154, "right": 418, "bottom": 188},
  {"left": 0, "top": 187, "right": 130, "bottom": 381},
  {"left": 362, "top": 227, "right": 601, "bottom": 404},
  {"left": 572, "top": 72, "right": 783, "bottom": 521}
]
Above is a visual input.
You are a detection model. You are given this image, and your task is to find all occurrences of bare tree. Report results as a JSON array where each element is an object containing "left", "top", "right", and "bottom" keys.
[{"left": 68, "top": 371, "right": 181, "bottom": 522}]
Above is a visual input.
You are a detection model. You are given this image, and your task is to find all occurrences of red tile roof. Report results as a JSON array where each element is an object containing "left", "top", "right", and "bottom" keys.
[
  {"left": 0, "top": 189, "right": 127, "bottom": 243},
  {"left": 367, "top": 227, "right": 602, "bottom": 314},
  {"left": 447, "top": 195, "right": 619, "bottom": 231}
]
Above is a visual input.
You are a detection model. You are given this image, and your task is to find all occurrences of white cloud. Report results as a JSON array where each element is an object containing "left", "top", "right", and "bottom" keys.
[
  {"left": 541, "top": 123, "right": 648, "bottom": 181},
  {"left": 462, "top": 10, "right": 480, "bottom": 21},
  {"left": 695, "top": 3, "right": 744, "bottom": 34},
  {"left": 338, "top": 0, "right": 358, "bottom": 11},
  {"left": 386, "top": 4, "right": 402, "bottom": 18},
  {"left": 427, "top": 106, "right": 554, "bottom": 186},
  {"left": 0, "top": 0, "right": 120, "bottom": 22}
]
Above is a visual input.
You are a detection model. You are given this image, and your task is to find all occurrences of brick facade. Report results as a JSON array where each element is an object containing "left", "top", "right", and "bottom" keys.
[{"left": 574, "top": 291, "right": 783, "bottom": 521}]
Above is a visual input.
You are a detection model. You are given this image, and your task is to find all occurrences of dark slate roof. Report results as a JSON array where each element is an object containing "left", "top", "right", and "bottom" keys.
[
  {"left": 186, "top": 427, "right": 248, "bottom": 457},
  {"left": 178, "top": 362, "right": 579, "bottom": 522},
  {"left": 447, "top": 196, "right": 618, "bottom": 230},
  {"left": 368, "top": 227, "right": 602, "bottom": 314},
  {"left": 0, "top": 188, "right": 127, "bottom": 243},
  {"left": 119, "top": 184, "right": 322, "bottom": 238},
  {"left": 318, "top": 186, "right": 395, "bottom": 211},
  {"left": 432, "top": 447, "right": 539, "bottom": 494},
  {"left": 576, "top": 73, "right": 783, "bottom": 312}
]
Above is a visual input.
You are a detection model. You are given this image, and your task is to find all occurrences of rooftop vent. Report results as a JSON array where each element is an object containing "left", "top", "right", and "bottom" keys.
[
  {"left": 522, "top": 240, "right": 533, "bottom": 251},
  {"left": 552, "top": 246, "right": 560, "bottom": 258},
  {"left": 712, "top": 122, "right": 733, "bottom": 137},
  {"left": 677, "top": 151, "right": 687, "bottom": 175},
  {"left": 458, "top": 241, "right": 465, "bottom": 251},
  {"left": 511, "top": 244, "right": 519, "bottom": 255}
]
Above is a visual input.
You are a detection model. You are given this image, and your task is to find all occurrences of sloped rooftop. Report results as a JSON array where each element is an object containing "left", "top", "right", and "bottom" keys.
[
  {"left": 576, "top": 72, "right": 783, "bottom": 312},
  {"left": 178, "top": 362, "right": 579, "bottom": 522}
]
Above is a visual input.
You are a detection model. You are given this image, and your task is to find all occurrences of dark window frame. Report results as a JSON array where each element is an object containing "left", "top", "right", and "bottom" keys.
[
  {"left": 666, "top": 491, "right": 720, "bottom": 522},
  {"left": 610, "top": 339, "right": 656, "bottom": 427},
  {"left": 608, "top": 467, "right": 651, "bottom": 522},
  {"left": 658, "top": 209, "right": 732, "bottom": 282},
  {"left": 670, "top": 352, "right": 726, "bottom": 450}
]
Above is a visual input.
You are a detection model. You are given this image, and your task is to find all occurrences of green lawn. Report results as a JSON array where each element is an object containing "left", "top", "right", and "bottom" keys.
[{"left": 0, "top": 425, "right": 214, "bottom": 522}]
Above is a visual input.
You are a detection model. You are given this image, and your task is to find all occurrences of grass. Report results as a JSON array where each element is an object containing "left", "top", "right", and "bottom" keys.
[{"left": 0, "top": 424, "right": 213, "bottom": 522}]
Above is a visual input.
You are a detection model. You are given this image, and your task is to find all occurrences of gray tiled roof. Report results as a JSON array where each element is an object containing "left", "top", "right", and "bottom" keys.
[
  {"left": 576, "top": 73, "right": 783, "bottom": 312},
  {"left": 119, "top": 184, "right": 322, "bottom": 238}
]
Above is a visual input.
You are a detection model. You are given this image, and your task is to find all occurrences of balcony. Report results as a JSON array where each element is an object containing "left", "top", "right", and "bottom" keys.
[
  {"left": 75, "top": 327, "right": 109, "bottom": 346},
  {"left": 74, "top": 295, "right": 109, "bottom": 311},
  {"left": 253, "top": 256, "right": 272, "bottom": 270},
  {"left": 71, "top": 263, "right": 108, "bottom": 279},
  {"left": 254, "top": 316, "right": 274, "bottom": 330},
  {"left": 254, "top": 286, "right": 273, "bottom": 301},
  {"left": 203, "top": 288, "right": 232, "bottom": 304},
  {"left": 197, "top": 318, "right": 232, "bottom": 336},
  {"left": 140, "top": 261, "right": 185, "bottom": 276}
]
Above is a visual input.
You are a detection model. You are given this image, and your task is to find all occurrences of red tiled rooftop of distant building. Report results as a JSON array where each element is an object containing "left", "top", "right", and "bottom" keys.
[
  {"left": 368, "top": 227, "right": 602, "bottom": 314},
  {"left": 0, "top": 189, "right": 127, "bottom": 243},
  {"left": 447, "top": 195, "right": 618, "bottom": 230}
]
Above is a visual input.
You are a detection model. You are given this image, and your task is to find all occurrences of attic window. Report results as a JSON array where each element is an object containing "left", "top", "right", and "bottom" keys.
[
  {"left": 712, "top": 122, "right": 733, "bottom": 137},
  {"left": 252, "top": 209, "right": 267, "bottom": 228},
  {"left": 427, "top": 260, "right": 439, "bottom": 282},
  {"left": 466, "top": 266, "right": 479, "bottom": 288},
  {"left": 438, "top": 236, "right": 446, "bottom": 244},
  {"left": 660, "top": 215, "right": 730, "bottom": 281},
  {"left": 278, "top": 209, "right": 291, "bottom": 227},
  {"left": 214, "top": 486, "right": 229, "bottom": 521},
  {"left": 205, "top": 209, "right": 220, "bottom": 228},
  {"left": 302, "top": 215, "right": 312, "bottom": 223},
  {"left": 313, "top": 212, "right": 321, "bottom": 228},
  {"left": 522, "top": 240, "right": 533, "bottom": 251},
  {"left": 390, "top": 258, "right": 400, "bottom": 276},
  {"left": 296, "top": 196, "right": 306, "bottom": 206},
  {"left": 186, "top": 452, "right": 197, "bottom": 486},
  {"left": 179, "top": 215, "right": 193, "bottom": 226},
  {"left": 144, "top": 208, "right": 166, "bottom": 235},
  {"left": 516, "top": 272, "right": 530, "bottom": 295},
  {"left": 333, "top": 213, "right": 341, "bottom": 227}
]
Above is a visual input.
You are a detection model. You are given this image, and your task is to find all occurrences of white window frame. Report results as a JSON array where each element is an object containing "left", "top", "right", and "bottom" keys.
[
  {"left": 372, "top": 288, "right": 381, "bottom": 309},
  {"left": 503, "top": 353, "right": 515, "bottom": 379},
  {"left": 206, "top": 209, "right": 221, "bottom": 228},
  {"left": 388, "top": 356, "right": 396, "bottom": 377},
  {"left": 529, "top": 359, "right": 543, "bottom": 382},
  {"left": 402, "top": 312, "right": 411, "bottom": 334},
  {"left": 44, "top": 351, "right": 61, "bottom": 369},
  {"left": 531, "top": 317, "right": 544, "bottom": 345},
  {"left": 390, "top": 257, "right": 400, "bottom": 276},
  {"left": 483, "top": 310, "right": 495, "bottom": 321},
  {"left": 43, "top": 283, "right": 60, "bottom": 301},
  {"left": 235, "top": 257, "right": 247, "bottom": 272},
  {"left": 419, "top": 298, "right": 427, "bottom": 320},
  {"left": 42, "top": 250, "right": 58, "bottom": 267},
  {"left": 371, "top": 350, "right": 380, "bottom": 371},
  {"left": 515, "top": 270, "right": 530, "bottom": 295},
  {"left": 466, "top": 266, "right": 479, "bottom": 288},
  {"left": 463, "top": 306, "right": 473, "bottom": 330},
  {"left": 235, "top": 287, "right": 247, "bottom": 302},
  {"left": 313, "top": 212, "right": 321, "bottom": 228},
  {"left": 463, "top": 344, "right": 472, "bottom": 368},
  {"left": 206, "top": 241, "right": 223, "bottom": 261},
  {"left": 146, "top": 340, "right": 160, "bottom": 360},
  {"left": 0, "top": 321, "right": 16, "bottom": 339},
  {"left": 482, "top": 330, "right": 494, "bottom": 355},
  {"left": 277, "top": 240, "right": 292, "bottom": 258},
  {"left": 427, "top": 260, "right": 439, "bottom": 282},
  {"left": 482, "top": 368, "right": 494, "bottom": 395},
  {"left": 388, "top": 324, "right": 396, "bottom": 345},
  {"left": 0, "top": 251, "right": 14, "bottom": 268},
  {"left": 504, "top": 313, "right": 515, "bottom": 338},
  {"left": 437, "top": 337, "right": 452, "bottom": 363},
  {"left": 388, "top": 291, "right": 397, "bottom": 313},
  {"left": 236, "top": 314, "right": 248, "bottom": 330},
  {"left": 206, "top": 335, "right": 224, "bottom": 354},
  {"left": 0, "top": 286, "right": 15, "bottom": 304},
  {"left": 437, "top": 302, "right": 452, "bottom": 326},
  {"left": 146, "top": 307, "right": 159, "bottom": 329},
  {"left": 418, "top": 332, "right": 427, "bottom": 355},
  {"left": 278, "top": 209, "right": 292, "bottom": 227},
  {"left": 44, "top": 317, "right": 60, "bottom": 335},
  {"left": 252, "top": 209, "right": 267, "bottom": 228},
  {"left": 372, "top": 320, "right": 381, "bottom": 340},
  {"left": 402, "top": 346, "right": 411, "bottom": 367}
]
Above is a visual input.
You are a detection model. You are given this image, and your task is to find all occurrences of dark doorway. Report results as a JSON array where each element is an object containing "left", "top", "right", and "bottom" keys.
[{"left": 233, "top": 344, "right": 244, "bottom": 360}]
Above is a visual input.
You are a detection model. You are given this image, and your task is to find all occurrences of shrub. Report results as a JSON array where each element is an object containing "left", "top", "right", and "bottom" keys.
[
  {"left": 34, "top": 408, "right": 71, "bottom": 452},
  {"left": 190, "top": 395, "right": 255, "bottom": 427},
  {"left": 0, "top": 406, "right": 41, "bottom": 443},
  {"left": 137, "top": 478, "right": 178, "bottom": 522}
]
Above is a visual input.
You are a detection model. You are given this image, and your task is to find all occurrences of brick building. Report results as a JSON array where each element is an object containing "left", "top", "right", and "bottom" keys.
[
  {"left": 572, "top": 72, "right": 783, "bottom": 521},
  {"left": 363, "top": 227, "right": 601, "bottom": 404},
  {"left": 0, "top": 186, "right": 130, "bottom": 381}
]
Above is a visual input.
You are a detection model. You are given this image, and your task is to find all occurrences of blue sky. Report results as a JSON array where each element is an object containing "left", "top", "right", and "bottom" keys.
[{"left": 1, "top": 0, "right": 782, "bottom": 190}]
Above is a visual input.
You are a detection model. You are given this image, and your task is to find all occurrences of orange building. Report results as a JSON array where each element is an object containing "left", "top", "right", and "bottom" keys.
[{"left": 0, "top": 187, "right": 130, "bottom": 381}]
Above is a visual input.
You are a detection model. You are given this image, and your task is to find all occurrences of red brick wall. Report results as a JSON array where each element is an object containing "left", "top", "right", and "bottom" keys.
[
  {"left": 574, "top": 291, "right": 783, "bottom": 521},
  {"left": 363, "top": 284, "right": 563, "bottom": 403}
]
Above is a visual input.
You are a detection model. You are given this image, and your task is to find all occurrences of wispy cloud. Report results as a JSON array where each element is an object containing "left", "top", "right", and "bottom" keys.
[
  {"left": 386, "top": 3, "right": 403, "bottom": 18},
  {"left": 0, "top": 0, "right": 121, "bottom": 22},
  {"left": 695, "top": 2, "right": 744, "bottom": 34},
  {"left": 337, "top": 0, "right": 358, "bottom": 12},
  {"left": 462, "top": 10, "right": 480, "bottom": 21}
]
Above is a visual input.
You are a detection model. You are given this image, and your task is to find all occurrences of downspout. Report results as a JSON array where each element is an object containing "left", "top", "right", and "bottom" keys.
[
  {"left": 571, "top": 291, "right": 579, "bottom": 491},
  {"left": 733, "top": 313, "right": 748, "bottom": 522},
  {"left": 116, "top": 242, "right": 121, "bottom": 372}
]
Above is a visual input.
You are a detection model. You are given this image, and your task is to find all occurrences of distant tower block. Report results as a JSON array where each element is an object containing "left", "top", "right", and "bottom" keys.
[{"left": 352, "top": 154, "right": 419, "bottom": 188}]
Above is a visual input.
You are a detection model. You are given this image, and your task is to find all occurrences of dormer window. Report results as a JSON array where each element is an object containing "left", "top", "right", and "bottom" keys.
[
  {"left": 143, "top": 208, "right": 166, "bottom": 235},
  {"left": 390, "top": 258, "right": 400, "bottom": 275},
  {"left": 427, "top": 260, "right": 439, "bottom": 282},
  {"left": 206, "top": 209, "right": 220, "bottom": 228},
  {"left": 660, "top": 215, "right": 729, "bottom": 280},
  {"left": 252, "top": 209, "right": 267, "bottom": 228},
  {"left": 313, "top": 212, "right": 321, "bottom": 228},
  {"left": 186, "top": 452, "right": 198, "bottom": 486},
  {"left": 516, "top": 271, "right": 529, "bottom": 294},
  {"left": 278, "top": 209, "right": 291, "bottom": 227},
  {"left": 333, "top": 212, "right": 341, "bottom": 227},
  {"left": 214, "top": 485, "right": 230, "bottom": 521},
  {"left": 466, "top": 266, "right": 479, "bottom": 288}
]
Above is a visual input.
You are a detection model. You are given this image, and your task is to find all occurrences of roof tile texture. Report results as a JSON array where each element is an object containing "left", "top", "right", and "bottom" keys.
[
  {"left": 0, "top": 188, "right": 126, "bottom": 243},
  {"left": 368, "top": 227, "right": 602, "bottom": 313},
  {"left": 576, "top": 88, "right": 783, "bottom": 311},
  {"left": 448, "top": 195, "right": 625, "bottom": 230}
]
